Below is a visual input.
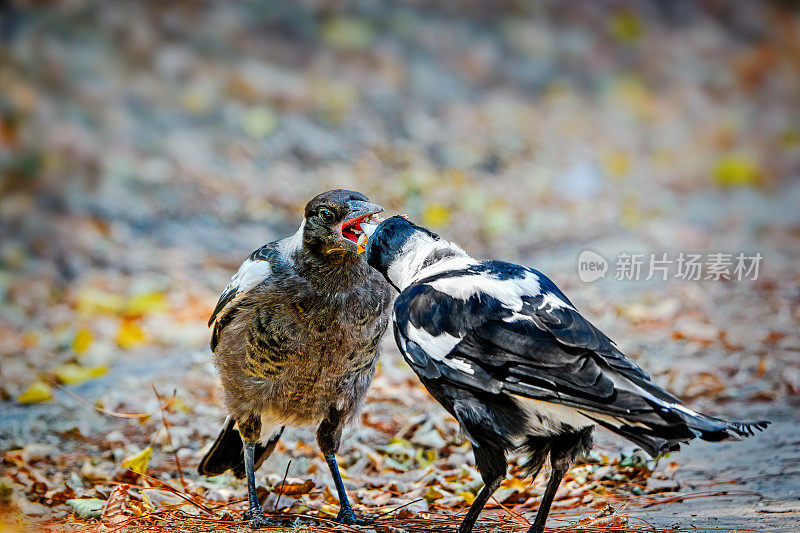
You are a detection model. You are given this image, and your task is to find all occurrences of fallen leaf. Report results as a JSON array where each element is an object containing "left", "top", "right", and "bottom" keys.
[
  {"left": 241, "top": 106, "right": 278, "bottom": 139},
  {"left": 125, "top": 291, "right": 168, "bottom": 317},
  {"left": 75, "top": 288, "right": 125, "bottom": 315},
  {"left": 422, "top": 204, "right": 451, "bottom": 227},
  {"left": 17, "top": 381, "right": 53, "bottom": 403},
  {"left": 72, "top": 328, "right": 93, "bottom": 354},
  {"left": 713, "top": 154, "right": 761, "bottom": 187},
  {"left": 116, "top": 320, "right": 147, "bottom": 349},
  {"left": 66, "top": 498, "right": 105, "bottom": 519},
  {"left": 321, "top": 17, "right": 375, "bottom": 51},
  {"left": 121, "top": 446, "right": 152, "bottom": 475},
  {"left": 273, "top": 479, "right": 315, "bottom": 496},
  {"left": 102, "top": 484, "right": 135, "bottom": 525},
  {"left": 609, "top": 10, "right": 642, "bottom": 44},
  {"left": 54, "top": 363, "right": 108, "bottom": 385}
]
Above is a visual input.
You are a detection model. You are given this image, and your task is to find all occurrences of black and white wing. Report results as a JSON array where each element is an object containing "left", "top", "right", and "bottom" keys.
[
  {"left": 209, "top": 243, "right": 279, "bottom": 351},
  {"left": 394, "top": 260, "right": 763, "bottom": 455}
]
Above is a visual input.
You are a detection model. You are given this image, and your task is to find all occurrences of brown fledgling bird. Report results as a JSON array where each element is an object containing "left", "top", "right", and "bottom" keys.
[{"left": 198, "top": 190, "right": 392, "bottom": 527}]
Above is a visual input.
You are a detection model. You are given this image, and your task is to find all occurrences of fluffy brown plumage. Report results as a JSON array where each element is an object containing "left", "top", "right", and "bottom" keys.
[{"left": 198, "top": 190, "right": 392, "bottom": 527}]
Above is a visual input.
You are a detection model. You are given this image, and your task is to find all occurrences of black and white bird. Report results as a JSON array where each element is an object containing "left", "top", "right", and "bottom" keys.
[
  {"left": 364, "top": 216, "right": 768, "bottom": 533},
  {"left": 198, "top": 190, "right": 392, "bottom": 527}
]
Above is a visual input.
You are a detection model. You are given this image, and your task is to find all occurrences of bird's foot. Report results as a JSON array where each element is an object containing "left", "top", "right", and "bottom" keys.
[
  {"left": 246, "top": 509, "right": 292, "bottom": 529},
  {"left": 335, "top": 506, "right": 374, "bottom": 526}
]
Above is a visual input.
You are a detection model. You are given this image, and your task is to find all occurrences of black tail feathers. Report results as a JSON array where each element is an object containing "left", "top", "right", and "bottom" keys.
[
  {"left": 586, "top": 408, "right": 770, "bottom": 459},
  {"left": 197, "top": 417, "right": 284, "bottom": 479},
  {"left": 695, "top": 416, "right": 770, "bottom": 442}
]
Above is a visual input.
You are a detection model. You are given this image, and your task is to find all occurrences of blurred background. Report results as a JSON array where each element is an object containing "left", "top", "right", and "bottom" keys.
[{"left": 1, "top": 0, "right": 799, "bottom": 529}]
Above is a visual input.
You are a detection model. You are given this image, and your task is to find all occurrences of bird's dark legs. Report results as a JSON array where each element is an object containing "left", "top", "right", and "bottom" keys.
[
  {"left": 318, "top": 408, "right": 373, "bottom": 526},
  {"left": 527, "top": 460, "right": 569, "bottom": 533},
  {"left": 324, "top": 453, "right": 372, "bottom": 525},
  {"left": 457, "top": 443, "right": 508, "bottom": 533},
  {"left": 238, "top": 417, "right": 286, "bottom": 528},
  {"left": 457, "top": 475, "right": 503, "bottom": 533},
  {"left": 526, "top": 428, "right": 593, "bottom": 533}
]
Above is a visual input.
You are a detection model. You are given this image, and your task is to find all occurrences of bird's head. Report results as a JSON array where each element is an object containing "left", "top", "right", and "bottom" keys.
[
  {"left": 302, "top": 189, "right": 384, "bottom": 257},
  {"left": 365, "top": 215, "right": 465, "bottom": 290}
]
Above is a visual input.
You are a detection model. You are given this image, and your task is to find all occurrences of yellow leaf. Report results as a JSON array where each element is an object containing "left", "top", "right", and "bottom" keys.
[
  {"left": 54, "top": 363, "right": 108, "bottom": 385},
  {"left": 125, "top": 291, "right": 168, "bottom": 317},
  {"left": 713, "top": 154, "right": 762, "bottom": 187},
  {"left": 17, "top": 381, "right": 53, "bottom": 403},
  {"left": 501, "top": 477, "right": 529, "bottom": 492},
  {"left": 603, "top": 150, "right": 631, "bottom": 178},
  {"left": 241, "top": 106, "right": 278, "bottom": 139},
  {"left": 72, "top": 328, "right": 93, "bottom": 354},
  {"left": 459, "top": 491, "right": 475, "bottom": 504},
  {"left": 424, "top": 486, "right": 445, "bottom": 502},
  {"left": 422, "top": 204, "right": 451, "bottom": 227},
  {"left": 116, "top": 321, "right": 147, "bottom": 349},
  {"left": 75, "top": 288, "right": 125, "bottom": 315},
  {"left": 321, "top": 17, "right": 375, "bottom": 51},
  {"left": 121, "top": 446, "right": 152, "bottom": 475},
  {"left": 318, "top": 504, "right": 338, "bottom": 518},
  {"left": 609, "top": 10, "right": 643, "bottom": 44}
]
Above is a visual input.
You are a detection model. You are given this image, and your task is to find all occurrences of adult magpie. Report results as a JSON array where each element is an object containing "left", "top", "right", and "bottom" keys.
[
  {"left": 198, "top": 190, "right": 392, "bottom": 527},
  {"left": 364, "top": 216, "right": 768, "bottom": 533}
]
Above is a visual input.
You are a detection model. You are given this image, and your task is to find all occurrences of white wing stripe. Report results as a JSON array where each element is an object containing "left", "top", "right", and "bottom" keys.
[
  {"left": 228, "top": 258, "right": 272, "bottom": 296},
  {"left": 403, "top": 325, "right": 461, "bottom": 361}
]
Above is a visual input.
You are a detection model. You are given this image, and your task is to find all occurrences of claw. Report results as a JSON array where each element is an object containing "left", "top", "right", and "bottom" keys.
[
  {"left": 335, "top": 507, "right": 375, "bottom": 526},
  {"left": 246, "top": 509, "right": 293, "bottom": 529}
]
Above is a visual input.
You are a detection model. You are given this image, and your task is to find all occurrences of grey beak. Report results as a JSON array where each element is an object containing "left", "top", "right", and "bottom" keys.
[{"left": 344, "top": 200, "right": 384, "bottom": 222}]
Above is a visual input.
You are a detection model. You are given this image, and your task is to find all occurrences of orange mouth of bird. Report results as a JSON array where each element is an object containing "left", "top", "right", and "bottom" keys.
[{"left": 341, "top": 214, "right": 382, "bottom": 253}]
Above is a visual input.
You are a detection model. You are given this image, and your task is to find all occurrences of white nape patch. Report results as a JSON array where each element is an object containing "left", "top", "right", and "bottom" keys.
[
  {"left": 278, "top": 219, "right": 305, "bottom": 258},
  {"left": 226, "top": 258, "right": 272, "bottom": 296},
  {"left": 445, "top": 357, "right": 475, "bottom": 374},
  {"left": 428, "top": 268, "right": 574, "bottom": 314},
  {"left": 403, "top": 325, "right": 461, "bottom": 360},
  {"left": 386, "top": 233, "right": 471, "bottom": 290},
  {"left": 412, "top": 255, "right": 474, "bottom": 283},
  {"left": 513, "top": 396, "right": 595, "bottom": 437}
]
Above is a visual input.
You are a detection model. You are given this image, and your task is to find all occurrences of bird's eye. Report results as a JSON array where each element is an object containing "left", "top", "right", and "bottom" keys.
[{"left": 318, "top": 207, "right": 335, "bottom": 224}]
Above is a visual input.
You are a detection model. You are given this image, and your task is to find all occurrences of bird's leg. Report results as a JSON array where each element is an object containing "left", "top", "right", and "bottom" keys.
[
  {"left": 318, "top": 409, "right": 373, "bottom": 526},
  {"left": 324, "top": 453, "right": 372, "bottom": 525},
  {"left": 457, "top": 475, "right": 503, "bottom": 533},
  {"left": 527, "top": 460, "right": 569, "bottom": 533},
  {"left": 527, "top": 428, "right": 592, "bottom": 533},
  {"left": 239, "top": 417, "right": 288, "bottom": 528},
  {"left": 458, "top": 442, "right": 508, "bottom": 533}
]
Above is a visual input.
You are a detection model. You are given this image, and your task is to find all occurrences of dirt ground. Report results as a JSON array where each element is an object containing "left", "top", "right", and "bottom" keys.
[{"left": 2, "top": 344, "right": 798, "bottom": 532}]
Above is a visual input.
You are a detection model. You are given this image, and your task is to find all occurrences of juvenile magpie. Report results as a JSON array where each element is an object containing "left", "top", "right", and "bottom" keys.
[
  {"left": 198, "top": 190, "right": 392, "bottom": 527},
  {"left": 364, "top": 216, "right": 769, "bottom": 533}
]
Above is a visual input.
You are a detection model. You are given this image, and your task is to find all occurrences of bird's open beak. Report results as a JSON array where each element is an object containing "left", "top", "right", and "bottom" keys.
[
  {"left": 340, "top": 201, "right": 385, "bottom": 251},
  {"left": 345, "top": 200, "right": 384, "bottom": 221}
]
